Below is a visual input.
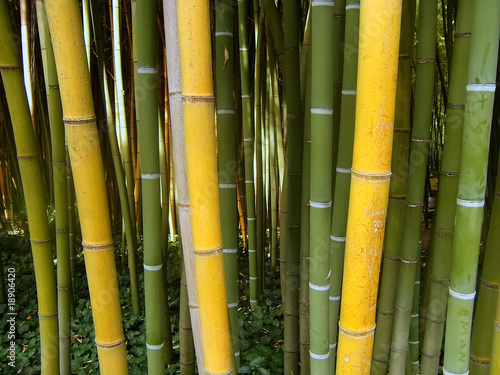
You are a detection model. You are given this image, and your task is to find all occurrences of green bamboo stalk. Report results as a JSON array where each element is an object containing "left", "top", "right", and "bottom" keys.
[
  {"left": 254, "top": 7, "right": 264, "bottom": 295},
  {"left": 66, "top": 146, "right": 77, "bottom": 311},
  {"left": 443, "top": 1, "right": 499, "bottom": 372},
  {"left": 419, "top": 1, "right": 473, "bottom": 373},
  {"left": 0, "top": 1, "right": 59, "bottom": 372},
  {"left": 409, "top": 253, "right": 421, "bottom": 374},
  {"left": 328, "top": 1, "right": 360, "bottom": 372},
  {"left": 112, "top": 0, "right": 137, "bottom": 242},
  {"left": 215, "top": 0, "right": 240, "bottom": 366},
  {"left": 159, "top": 119, "right": 174, "bottom": 366},
  {"left": 299, "top": 25, "right": 312, "bottom": 374},
  {"left": 237, "top": 0, "right": 258, "bottom": 308},
  {"left": 328, "top": 0, "right": 346, "bottom": 369},
  {"left": 281, "top": 0, "right": 304, "bottom": 371},
  {"left": 180, "top": 251, "right": 196, "bottom": 375},
  {"left": 137, "top": 0, "right": 164, "bottom": 372},
  {"left": 309, "top": 1, "right": 335, "bottom": 372},
  {"left": 469, "top": 164, "right": 500, "bottom": 375},
  {"left": 268, "top": 41, "right": 279, "bottom": 268},
  {"left": 370, "top": 2, "right": 412, "bottom": 373},
  {"left": 388, "top": 0, "right": 436, "bottom": 372},
  {"left": 34, "top": 2, "right": 71, "bottom": 372}
]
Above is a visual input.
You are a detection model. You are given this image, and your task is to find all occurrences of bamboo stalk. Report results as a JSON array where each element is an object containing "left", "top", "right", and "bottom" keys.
[
  {"left": 44, "top": 0, "right": 128, "bottom": 372},
  {"left": 0, "top": 1, "right": 59, "bottom": 372},
  {"left": 34, "top": 2, "right": 71, "bottom": 372},
  {"left": 309, "top": 0, "right": 335, "bottom": 372},
  {"left": 387, "top": 0, "right": 436, "bottom": 372},
  {"left": 336, "top": 1, "right": 402, "bottom": 372},
  {"left": 419, "top": 1, "right": 473, "bottom": 373},
  {"left": 215, "top": 0, "right": 240, "bottom": 367},
  {"left": 442, "top": 1, "right": 499, "bottom": 373},
  {"left": 177, "top": 0, "right": 234, "bottom": 373}
]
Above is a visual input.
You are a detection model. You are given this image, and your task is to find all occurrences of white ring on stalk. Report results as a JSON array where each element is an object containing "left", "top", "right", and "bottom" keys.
[
  {"left": 143, "top": 263, "right": 163, "bottom": 271},
  {"left": 449, "top": 287, "right": 476, "bottom": 300},
  {"left": 330, "top": 235, "right": 346, "bottom": 242},
  {"left": 146, "top": 342, "right": 164, "bottom": 350},
  {"left": 309, "top": 282, "right": 330, "bottom": 291},
  {"left": 457, "top": 198, "right": 485, "bottom": 208},
  {"left": 309, "top": 351, "right": 330, "bottom": 360},
  {"left": 311, "top": 108, "right": 334, "bottom": 115},
  {"left": 466, "top": 83, "right": 496, "bottom": 92}
]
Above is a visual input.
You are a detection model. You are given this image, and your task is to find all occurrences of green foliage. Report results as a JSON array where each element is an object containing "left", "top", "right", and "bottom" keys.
[{"left": 0, "top": 234, "right": 284, "bottom": 373}]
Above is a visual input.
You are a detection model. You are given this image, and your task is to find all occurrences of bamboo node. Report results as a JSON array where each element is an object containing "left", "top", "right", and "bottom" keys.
[
  {"left": 143, "top": 263, "right": 163, "bottom": 271},
  {"left": 309, "top": 200, "right": 332, "bottom": 209},
  {"left": 59, "top": 334, "right": 71, "bottom": 339},
  {"left": 398, "top": 54, "right": 411, "bottom": 60},
  {"left": 480, "top": 280, "right": 498, "bottom": 290},
  {"left": 469, "top": 356, "right": 490, "bottom": 366},
  {"left": 301, "top": 200, "right": 310, "bottom": 206},
  {"left": 287, "top": 224, "right": 300, "bottom": 228},
  {"left": 330, "top": 235, "right": 346, "bottom": 242},
  {"left": 351, "top": 169, "right": 391, "bottom": 182},
  {"left": 48, "top": 84, "right": 59, "bottom": 89},
  {"left": 395, "top": 304, "right": 412, "bottom": 312},
  {"left": 425, "top": 314, "right": 446, "bottom": 324},
  {"left": 338, "top": 323, "right": 376, "bottom": 337},
  {"left": 446, "top": 103, "right": 465, "bottom": 109},
  {"left": 182, "top": 95, "right": 214, "bottom": 104},
  {"left": 309, "top": 282, "right": 330, "bottom": 292},
  {"left": 400, "top": 257, "right": 417, "bottom": 264},
  {"left": 30, "top": 238, "right": 52, "bottom": 244},
  {"left": 284, "top": 349, "right": 300, "bottom": 354},
  {"left": 38, "top": 311, "right": 58, "bottom": 318},
  {"left": 345, "top": 3, "right": 360, "bottom": 10},
  {"left": 52, "top": 161, "right": 66, "bottom": 166},
  {"left": 383, "top": 255, "right": 400, "bottom": 262},
  {"left": 416, "top": 58, "right": 436, "bottom": 64},
  {"left": 96, "top": 337, "right": 125, "bottom": 349},
  {"left": 55, "top": 229, "right": 68, "bottom": 233},
  {"left": 288, "top": 171, "right": 302, "bottom": 176},
  {"left": 17, "top": 154, "right": 38, "bottom": 160},
  {"left": 63, "top": 116, "right": 96, "bottom": 126},
  {"left": 336, "top": 167, "right": 351, "bottom": 174},
  {"left": 146, "top": 342, "right": 164, "bottom": 351},
  {"left": 405, "top": 201, "right": 423, "bottom": 208},
  {"left": 83, "top": 241, "right": 113, "bottom": 251},
  {"left": 193, "top": 245, "right": 223, "bottom": 258},
  {"left": 372, "top": 357, "right": 389, "bottom": 364},
  {"left": 457, "top": 198, "right": 485, "bottom": 208},
  {"left": 378, "top": 310, "right": 394, "bottom": 316},
  {"left": 0, "top": 65, "right": 22, "bottom": 70},
  {"left": 410, "top": 136, "right": 430, "bottom": 143},
  {"left": 420, "top": 349, "right": 440, "bottom": 358},
  {"left": 435, "top": 230, "right": 454, "bottom": 237},
  {"left": 442, "top": 367, "right": 469, "bottom": 375},
  {"left": 390, "top": 346, "right": 407, "bottom": 354},
  {"left": 393, "top": 128, "right": 410, "bottom": 133},
  {"left": 309, "top": 350, "right": 330, "bottom": 360},
  {"left": 341, "top": 89, "right": 356, "bottom": 95},
  {"left": 454, "top": 32, "right": 471, "bottom": 38},
  {"left": 179, "top": 360, "right": 197, "bottom": 366},
  {"left": 57, "top": 286, "right": 71, "bottom": 291}
]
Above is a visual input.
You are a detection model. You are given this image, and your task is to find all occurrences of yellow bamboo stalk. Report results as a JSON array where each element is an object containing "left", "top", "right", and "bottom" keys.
[
  {"left": 336, "top": 1, "right": 402, "bottom": 373},
  {"left": 44, "top": 1, "right": 128, "bottom": 373},
  {"left": 177, "top": 0, "right": 233, "bottom": 373}
]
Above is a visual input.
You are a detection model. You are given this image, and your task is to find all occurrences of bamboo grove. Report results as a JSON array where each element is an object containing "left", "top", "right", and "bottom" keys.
[{"left": 0, "top": 0, "right": 499, "bottom": 374}]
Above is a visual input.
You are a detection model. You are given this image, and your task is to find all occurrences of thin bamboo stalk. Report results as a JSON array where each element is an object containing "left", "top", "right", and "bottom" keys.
[
  {"left": 34, "top": 2, "right": 71, "bottom": 372},
  {"left": 329, "top": 1, "right": 360, "bottom": 372},
  {"left": 388, "top": 0, "right": 436, "bottom": 372},
  {"left": 419, "top": 1, "right": 473, "bottom": 373},
  {"left": 215, "top": 0, "right": 240, "bottom": 366}
]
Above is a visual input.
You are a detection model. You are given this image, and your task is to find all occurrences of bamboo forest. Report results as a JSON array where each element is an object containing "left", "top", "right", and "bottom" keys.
[{"left": 0, "top": 0, "right": 499, "bottom": 374}]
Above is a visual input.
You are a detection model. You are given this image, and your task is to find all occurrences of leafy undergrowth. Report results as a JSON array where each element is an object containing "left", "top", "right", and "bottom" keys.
[{"left": 0, "top": 234, "right": 284, "bottom": 374}]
